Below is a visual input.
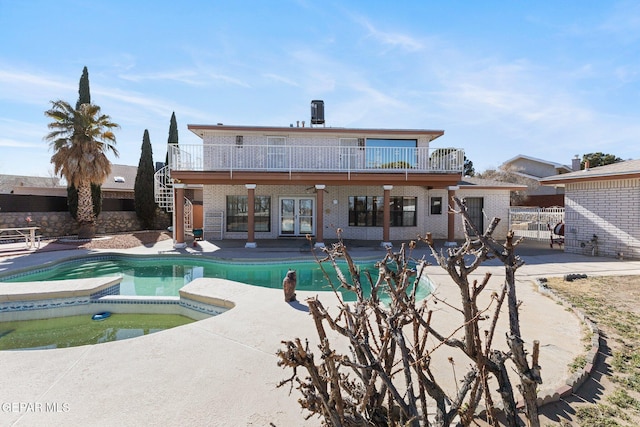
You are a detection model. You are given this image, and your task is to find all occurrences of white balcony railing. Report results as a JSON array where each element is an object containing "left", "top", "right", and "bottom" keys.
[{"left": 169, "top": 144, "right": 464, "bottom": 174}]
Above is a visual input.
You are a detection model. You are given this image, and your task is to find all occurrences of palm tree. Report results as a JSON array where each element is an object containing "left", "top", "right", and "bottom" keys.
[{"left": 45, "top": 100, "right": 119, "bottom": 238}]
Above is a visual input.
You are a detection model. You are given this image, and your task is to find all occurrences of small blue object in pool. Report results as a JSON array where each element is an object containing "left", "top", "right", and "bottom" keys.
[{"left": 92, "top": 312, "right": 111, "bottom": 321}]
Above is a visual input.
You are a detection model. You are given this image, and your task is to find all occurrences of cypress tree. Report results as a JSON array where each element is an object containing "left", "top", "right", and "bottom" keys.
[
  {"left": 135, "top": 129, "right": 157, "bottom": 229},
  {"left": 165, "top": 112, "right": 179, "bottom": 167},
  {"left": 75, "top": 66, "right": 90, "bottom": 109},
  {"left": 69, "top": 66, "right": 103, "bottom": 220}
]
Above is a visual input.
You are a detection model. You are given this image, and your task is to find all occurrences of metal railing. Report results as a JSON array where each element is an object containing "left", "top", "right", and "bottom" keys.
[
  {"left": 168, "top": 144, "right": 464, "bottom": 174},
  {"left": 153, "top": 165, "right": 193, "bottom": 231},
  {"left": 509, "top": 207, "right": 565, "bottom": 240}
]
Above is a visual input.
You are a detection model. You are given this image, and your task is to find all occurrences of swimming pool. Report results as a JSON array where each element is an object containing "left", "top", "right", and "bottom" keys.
[
  {"left": 0, "top": 313, "right": 194, "bottom": 351},
  {"left": 1, "top": 255, "right": 432, "bottom": 301}
]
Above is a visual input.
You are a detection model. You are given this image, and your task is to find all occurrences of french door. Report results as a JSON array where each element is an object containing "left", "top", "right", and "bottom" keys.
[{"left": 280, "top": 197, "right": 315, "bottom": 236}]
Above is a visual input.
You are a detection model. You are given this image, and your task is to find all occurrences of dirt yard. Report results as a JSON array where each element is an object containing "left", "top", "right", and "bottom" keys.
[
  {"left": 54, "top": 230, "right": 172, "bottom": 250},
  {"left": 539, "top": 275, "right": 640, "bottom": 426}
]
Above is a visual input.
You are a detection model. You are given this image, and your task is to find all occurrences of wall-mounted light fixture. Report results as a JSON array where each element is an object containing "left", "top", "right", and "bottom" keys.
[{"left": 235, "top": 135, "right": 243, "bottom": 145}]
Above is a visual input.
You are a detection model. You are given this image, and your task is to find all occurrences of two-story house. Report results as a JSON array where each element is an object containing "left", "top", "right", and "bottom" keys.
[{"left": 161, "top": 105, "right": 516, "bottom": 248}]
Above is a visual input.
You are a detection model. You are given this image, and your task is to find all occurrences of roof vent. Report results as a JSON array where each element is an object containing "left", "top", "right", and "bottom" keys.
[{"left": 114, "top": 176, "right": 125, "bottom": 183}]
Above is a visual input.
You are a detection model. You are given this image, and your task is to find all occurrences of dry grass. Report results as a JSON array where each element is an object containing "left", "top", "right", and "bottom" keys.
[{"left": 540, "top": 276, "right": 640, "bottom": 427}]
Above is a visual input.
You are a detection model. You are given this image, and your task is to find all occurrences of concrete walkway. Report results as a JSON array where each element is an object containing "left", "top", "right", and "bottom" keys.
[{"left": 1, "top": 238, "right": 640, "bottom": 426}]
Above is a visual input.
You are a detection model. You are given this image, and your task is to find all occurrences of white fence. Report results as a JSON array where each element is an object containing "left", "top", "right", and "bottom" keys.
[{"left": 509, "top": 207, "right": 564, "bottom": 240}]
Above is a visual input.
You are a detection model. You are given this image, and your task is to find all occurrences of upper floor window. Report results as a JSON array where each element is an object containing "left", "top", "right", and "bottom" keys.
[{"left": 365, "top": 139, "right": 417, "bottom": 169}]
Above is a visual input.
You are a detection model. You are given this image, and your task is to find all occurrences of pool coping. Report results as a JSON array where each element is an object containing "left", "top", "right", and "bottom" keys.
[{"left": 0, "top": 276, "right": 230, "bottom": 322}]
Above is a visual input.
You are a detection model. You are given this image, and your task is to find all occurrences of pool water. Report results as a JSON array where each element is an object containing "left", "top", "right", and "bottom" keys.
[
  {"left": 3, "top": 256, "right": 432, "bottom": 301},
  {"left": 0, "top": 313, "right": 194, "bottom": 350}
]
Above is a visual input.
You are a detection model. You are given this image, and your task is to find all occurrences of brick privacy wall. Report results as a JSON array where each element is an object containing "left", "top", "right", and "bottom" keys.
[
  {"left": 202, "top": 184, "right": 512, "bottom": 242},
  {"left": 0, "top": 209, "right": 171, "bottom": 238},
  {"left": 565, "top": 178, "right": 640, "bottom": 259}
]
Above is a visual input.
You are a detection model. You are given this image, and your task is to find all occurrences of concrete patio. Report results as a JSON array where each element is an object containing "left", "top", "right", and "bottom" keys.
[{"left": 1, "top": 237, "right": 639, "bottom": 426}]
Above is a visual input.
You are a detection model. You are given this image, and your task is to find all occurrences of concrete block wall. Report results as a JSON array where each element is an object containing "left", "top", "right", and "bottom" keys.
[{"left": 564, "top": 178, "right": 640, "bottom": 259}]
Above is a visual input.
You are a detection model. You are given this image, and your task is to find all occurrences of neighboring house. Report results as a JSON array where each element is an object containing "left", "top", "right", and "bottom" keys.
[
  {"left": 0, "top": 175, "right": 60, "bottom": 194},
  {"left": 540, "top": 159, "right": 640, "bottom": 259},
  {"left": 500, "top": 154, "right": 578, "bottom": 207},
  {"left": 7, "top": 164, "right": 138, "bottom": 199},
  {"left": 162, "top": 119, "right": 519, "bottom": 248}
]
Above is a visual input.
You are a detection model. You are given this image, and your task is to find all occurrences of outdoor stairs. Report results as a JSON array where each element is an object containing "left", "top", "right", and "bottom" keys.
[{"left": 154, "top": 165, "right": 193, "bottom": 233}]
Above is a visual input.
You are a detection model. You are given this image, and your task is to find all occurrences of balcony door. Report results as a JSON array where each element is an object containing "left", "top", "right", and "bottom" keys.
[
  {"left": 280, "top": 197, "right": 315, "bottom": 236},
  {"left": 268, "top": 137, "right": 287, "bottom": 169},
  {"left": 339, "top": 138, "right": 358, "bottom": 170}
]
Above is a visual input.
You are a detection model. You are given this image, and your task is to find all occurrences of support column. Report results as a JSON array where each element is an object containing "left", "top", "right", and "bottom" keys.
[
  {"left": 173, "top": 183, "right": 187, "bottom": 249},
  {"left": 446, "top": 186, "right": 459, "bottom": 247},
  {"left": 245, "top": 184, "right": 257, "bottom": 248},
  {"left": 315, "top": 185, "right": 325, "bottom": 247},
  {"left": 382, "top": 185, "right": 393, "bottom": 248}
]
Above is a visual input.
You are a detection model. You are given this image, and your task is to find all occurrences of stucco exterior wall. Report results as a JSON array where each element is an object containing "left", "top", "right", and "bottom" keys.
[{"left": 564, "top": 178, "right": 640, "bottom": 259}]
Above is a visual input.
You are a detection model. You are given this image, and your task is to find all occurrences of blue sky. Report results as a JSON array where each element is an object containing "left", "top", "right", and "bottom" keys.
[{"left": 1, "top": 1, "right": 639, "bottom": 177}]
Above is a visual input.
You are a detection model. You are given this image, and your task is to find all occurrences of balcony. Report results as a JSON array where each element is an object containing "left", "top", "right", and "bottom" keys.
[{"left": 169, "top": 144, "right": 464, "bottom": 175}]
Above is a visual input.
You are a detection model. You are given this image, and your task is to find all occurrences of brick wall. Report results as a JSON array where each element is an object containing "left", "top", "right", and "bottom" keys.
[
  {"left": 202, "top": 184, "right": 512, "bottom": 242},
  {"left": 454, "top": 189, "right": 512, "bottom": 240},
  {"left": 564, "top": 178, "right": 640, "bottom": 259}
]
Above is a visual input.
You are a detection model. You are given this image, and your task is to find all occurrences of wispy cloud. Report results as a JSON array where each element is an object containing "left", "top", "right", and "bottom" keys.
[
  {"left": 0, "top": 68, "right": 75, "bottom": 105},
  {"left": 118, "top": 70, "right": 203, "bottom": 85},
  {"left": 263, "top": 73, "right": 300, "bottom": 87},
  {"left": 353, "top": 16, "right": 424, "bottom": 52},
  {"left": 118, "top": 68, "right": 250, "bottom": 88},
  {"left": 599, "top": 0, "right": 640, "bottom": 41},
  {"left": 0, "top": 137, "right": 42, "bottom": 148}
]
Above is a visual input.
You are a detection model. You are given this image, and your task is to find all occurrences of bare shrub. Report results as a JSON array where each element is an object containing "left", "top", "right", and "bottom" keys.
[{"left": 277, "top": 197, "right": 541, "bottom": 426}]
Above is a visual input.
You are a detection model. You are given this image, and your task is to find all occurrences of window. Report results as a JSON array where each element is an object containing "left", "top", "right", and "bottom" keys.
[
  {"left": 226, "top": 196, "right": 271, "bottom": 232},
  {"left": 364, "top": 139, "right": 417, "bottom": 169},
  {"left": 349, "top": 196, "right": 382, "bottom": 226},
  {"left": 349, "top": 196, "right": 417, "bottom": 227},
  {"left": 430, "top": 197, "right": 443, "bottom": 215},
  {"left": 392, "top": 197, "right": 417, "bottom": 226}
]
